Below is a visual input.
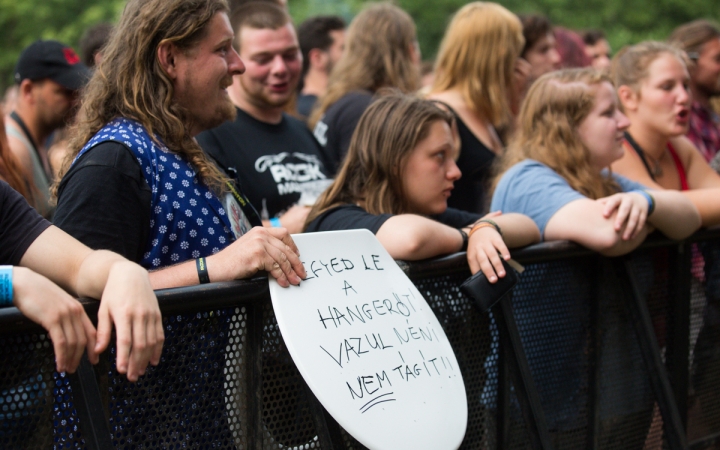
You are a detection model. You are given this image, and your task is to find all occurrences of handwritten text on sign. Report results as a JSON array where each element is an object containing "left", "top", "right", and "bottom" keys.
[{"left": 269, "top": 230, "right": 467, "bottom": 450}]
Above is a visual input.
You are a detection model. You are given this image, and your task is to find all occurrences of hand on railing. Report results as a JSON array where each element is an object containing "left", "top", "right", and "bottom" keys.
[{"left": 11, "top": 267, "right": 97, "bottom": 374}]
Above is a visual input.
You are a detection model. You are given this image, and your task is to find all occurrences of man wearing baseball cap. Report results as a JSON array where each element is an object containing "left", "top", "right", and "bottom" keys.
[{"left": 5, "top": 40, "right": 90, "bottom": 217}]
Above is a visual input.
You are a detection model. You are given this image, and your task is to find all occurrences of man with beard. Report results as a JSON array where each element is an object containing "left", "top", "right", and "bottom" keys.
[
  {"left": 52, "top": 0, "right": 305, "bottom": 445},
  {"left": 6, "top": 40, "right": 89, "bottom": 217},
  {"left": 669, "top": 20, "right": 720, "bottom": 163},
  {"left": 198, "top": 2, "right": 333, "bottom": 234},
  {"left": 296, "top": 15, "right": 345, "bottom": 120}
]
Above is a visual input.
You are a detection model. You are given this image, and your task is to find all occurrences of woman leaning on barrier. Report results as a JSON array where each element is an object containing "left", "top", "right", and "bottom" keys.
[
  {"left": 304, "top": 92, "right": 540, "bottom": 281},
  {"left": 490, "top": 68, "right": 700, "bottom": 448},
  {"left": 610, "top": 41, "right": 720, "bottom": 435}
]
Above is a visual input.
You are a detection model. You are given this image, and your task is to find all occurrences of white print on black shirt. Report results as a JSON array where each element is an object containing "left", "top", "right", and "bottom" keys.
[
  {"left": 314, "top": 120, "right": 328, "bottom": 146},
  {"left": 255, "top": 152, "right": 332, "bottom": 203}
]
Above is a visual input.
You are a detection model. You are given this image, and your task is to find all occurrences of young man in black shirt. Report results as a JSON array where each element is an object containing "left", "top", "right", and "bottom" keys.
[{"left": 197, "top": 2, "right": 333, "bottom": 234}]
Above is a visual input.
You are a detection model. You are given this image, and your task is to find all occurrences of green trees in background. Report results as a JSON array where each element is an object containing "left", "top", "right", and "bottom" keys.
[{"left": 1, "top": 0, "right": 718, "bottom": 92}]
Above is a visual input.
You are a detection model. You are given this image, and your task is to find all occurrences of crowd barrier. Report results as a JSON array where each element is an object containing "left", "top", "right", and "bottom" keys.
[{"left": 2, "top": 229, "right": 720, "bottom": 450}]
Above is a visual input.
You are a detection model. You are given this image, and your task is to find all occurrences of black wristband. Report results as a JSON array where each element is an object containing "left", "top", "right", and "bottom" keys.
[
  {"left": 458, "top": 228, "right": 469, "bottom": 252},
  {"left": 196, "top": 257, "right": 210, "bottom": 284}
]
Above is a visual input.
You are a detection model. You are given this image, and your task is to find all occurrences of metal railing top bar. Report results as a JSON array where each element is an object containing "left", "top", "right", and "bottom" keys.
[{"left": 2, "top": 226, "right": 720, "bottom": 333}]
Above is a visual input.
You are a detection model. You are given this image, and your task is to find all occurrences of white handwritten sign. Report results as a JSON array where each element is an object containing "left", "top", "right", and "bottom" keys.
[{"left": 269, "top": 229, "right": 467, "bottom": 450}]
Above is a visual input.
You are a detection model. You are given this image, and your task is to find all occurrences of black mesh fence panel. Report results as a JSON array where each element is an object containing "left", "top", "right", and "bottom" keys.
[
  {"left": 0, "top": 330, "right": 84, "bottom": 449},
  {"left": 3, "top": 236, "right": 720, "bottom": 449}
]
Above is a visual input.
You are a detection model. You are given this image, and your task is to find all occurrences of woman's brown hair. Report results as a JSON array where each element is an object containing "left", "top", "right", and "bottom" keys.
[
  {"left": 305, "top": 92, "right": 454, "bottom": 228},
  {"left": 307, "top": 3, "right": 420, "bottom": 129},
  {"left": 492, "top": 68, "right": 621, "bottom": 200}
]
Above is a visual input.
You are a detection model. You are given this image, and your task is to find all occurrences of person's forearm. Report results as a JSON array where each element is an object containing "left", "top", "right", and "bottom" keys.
[
  {"left": 649, "top": 190, "right": 701, "bottom": 239},
  {"left": 490, "top": 213, "right": 541, "bottom": 248},
  {"left": 74, "top": 250, "right": 139, "bottom": 299},
  {"left": 597, "top": 226, "right": 650, "bottom": 257},
  {"left": 376, "top": 215, "right": 462, "bottom": 260},
  {"left": 147, "top": 259, "right": 201, "bottom": 290},
  {"left": 682, "top": 189, "right": 720, "bottom": 228}
]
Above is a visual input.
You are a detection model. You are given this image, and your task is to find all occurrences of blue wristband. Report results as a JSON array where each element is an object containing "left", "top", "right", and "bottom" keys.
[
  {"left": 632, "top": 190, "right": 655, "bottom": 216},
  {"left": 270, "top": 217, "right": 282, "bottom": 227},
  {"left": 0, "top": 266, "right": 13, "bottom": 307}
]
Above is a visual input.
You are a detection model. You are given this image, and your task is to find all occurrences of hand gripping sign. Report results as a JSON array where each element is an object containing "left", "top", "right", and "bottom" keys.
[{"left": 269, "top": 230, "right": 467, "bottom": 450}]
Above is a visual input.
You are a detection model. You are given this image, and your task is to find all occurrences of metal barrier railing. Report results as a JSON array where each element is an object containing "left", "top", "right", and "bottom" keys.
[{"left": 1, "top": 229, "right": 720, "bottom": 449}]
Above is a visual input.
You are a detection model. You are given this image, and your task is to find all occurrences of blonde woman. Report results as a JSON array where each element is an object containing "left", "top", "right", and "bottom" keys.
[
  {"left": 428, "top": 2, "right": 527, "bottom": 213},
  {"left": 309, "top": 3, "right": 420, "bottom": 175},
  {"left": 491, "top": 67, "right": 699, "bottom": 448}
]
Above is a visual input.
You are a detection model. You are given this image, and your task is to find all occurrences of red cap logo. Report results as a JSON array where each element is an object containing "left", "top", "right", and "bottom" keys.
[{"left": 63, "top": 48, "right": 80, "bottom": 65}]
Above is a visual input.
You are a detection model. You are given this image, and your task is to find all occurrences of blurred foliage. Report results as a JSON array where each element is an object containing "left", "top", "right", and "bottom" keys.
[
  {"left": 1, "top": 0, "right": 718, "bottom": 93},
  {"left": 288, "top": 0, "right": 720, "bottom": 64},
  {"left": 0, "top": 0, "right": 126, "bottom": 90}
]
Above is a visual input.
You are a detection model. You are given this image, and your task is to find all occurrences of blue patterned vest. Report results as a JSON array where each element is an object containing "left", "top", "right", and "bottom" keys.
[{"left": 74, "top": 118, "right": 235, "bottom": 269}]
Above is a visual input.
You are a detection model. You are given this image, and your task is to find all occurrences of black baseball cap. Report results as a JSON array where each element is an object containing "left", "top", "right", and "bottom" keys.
[{"left": 14, "top": 40, "right": 91, "bottom": 91}]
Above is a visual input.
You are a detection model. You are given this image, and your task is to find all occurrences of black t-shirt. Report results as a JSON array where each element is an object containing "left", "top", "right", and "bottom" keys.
[
  {"left": 312, "top": 91, "right": 374, "bottom": 176},
  {"left": 305, "top": 204, "right": 481, "bottom": 234},
  {"left": 197, "top": 108, "right": 333, "bottom": 218},
  {"left": 54, "top": 141, "right": 152, "bottom": 261},
  {"left": 449, "top": 113, "right": 497, "bottom": 214},
  {"left": 296, "top": 93, "right": 317, "bottom": 121},
  {"left": 0, "top": 180, "right": 51, "bottom": 265}
]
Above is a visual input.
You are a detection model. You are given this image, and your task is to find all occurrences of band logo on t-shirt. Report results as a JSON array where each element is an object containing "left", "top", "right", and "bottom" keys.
[
  {"left": 313, "top": 120, "right": 328, "bottom": 147},
  {"left": 255, "top": 152, "right": 332, "bottom": 203}
]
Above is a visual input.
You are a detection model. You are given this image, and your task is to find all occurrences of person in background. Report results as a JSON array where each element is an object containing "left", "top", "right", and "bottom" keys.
[
  {"left": 306, "top": 92, "right": 540, "bottom": 281},
  {"left": 610, "top": 42, "right": 720, "bottom": 432},
  {"left": 583, "top": 29, "right": 612, "bottom": 71},
  {"left": 428, "top": 1, "right": 527, "bottom": 214},
  {"left": 2, "top": 86, "right": 18, "bottom": 118},
  {"left": 554, "top": 27, "right": 591, "bottom": 69},
  {"left": 419, "top": 60, "right": 436, "bottom": 91},
  {"left": 197, "top": 2, "right": 333, "bottom": 234},
  {"left": 0, "top": 120, "right": 31, "bottom": 200},
  {"left": 296, "top": 15, "right": 345, "bottom": 121},
  {"left": 309, "top": 2, "right": 421, "bottom": 175},
  {"left": 610, "top": 41, "right": 720, "bottom": 225},
  {"left": 669, "top": 20, "right": 720, "bottom": 164},
  {"left": 79, "top": 22, "right": 114, "bottom": 68},
  {"left": 5, "top": 40, "right": 89, "bottom": 218},
  {"left": 519, "top": 14, "right": 561, "bottom": 84}
]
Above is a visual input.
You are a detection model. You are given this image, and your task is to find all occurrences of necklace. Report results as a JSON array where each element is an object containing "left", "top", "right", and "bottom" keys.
[{"left": 623, "top": 132, "right": 666, "bottom": 180}]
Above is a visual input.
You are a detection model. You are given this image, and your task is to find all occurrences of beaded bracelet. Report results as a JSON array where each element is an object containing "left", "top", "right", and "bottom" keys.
[
  {"left": 469, "top": 219, "right": 503, "bottom": 238},
  {"left": 196, "top": 258, "right": 210, "bottom": 284},
  {"left": 631, "top": 190, "right": 656, "bottom": 216},
  {"left": 0, "top": 266, "right": 13, "bottom": 307},
  {"left": 270, "top": 217, "right": 282, "bottom": 227}
]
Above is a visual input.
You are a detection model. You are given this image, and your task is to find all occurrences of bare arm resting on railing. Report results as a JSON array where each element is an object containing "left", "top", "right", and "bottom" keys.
[
  {"left": 147, "top": 226, "right": 306, "bottom": 290},
  {"left": 19, "top": 225, "right": 164, "bottom": 381},
  {"left": 376, "top": 212, "right": 540, "bottom": 282},
  {"left": 545, "top": 189, "right": 700, "bottom": 257}
]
